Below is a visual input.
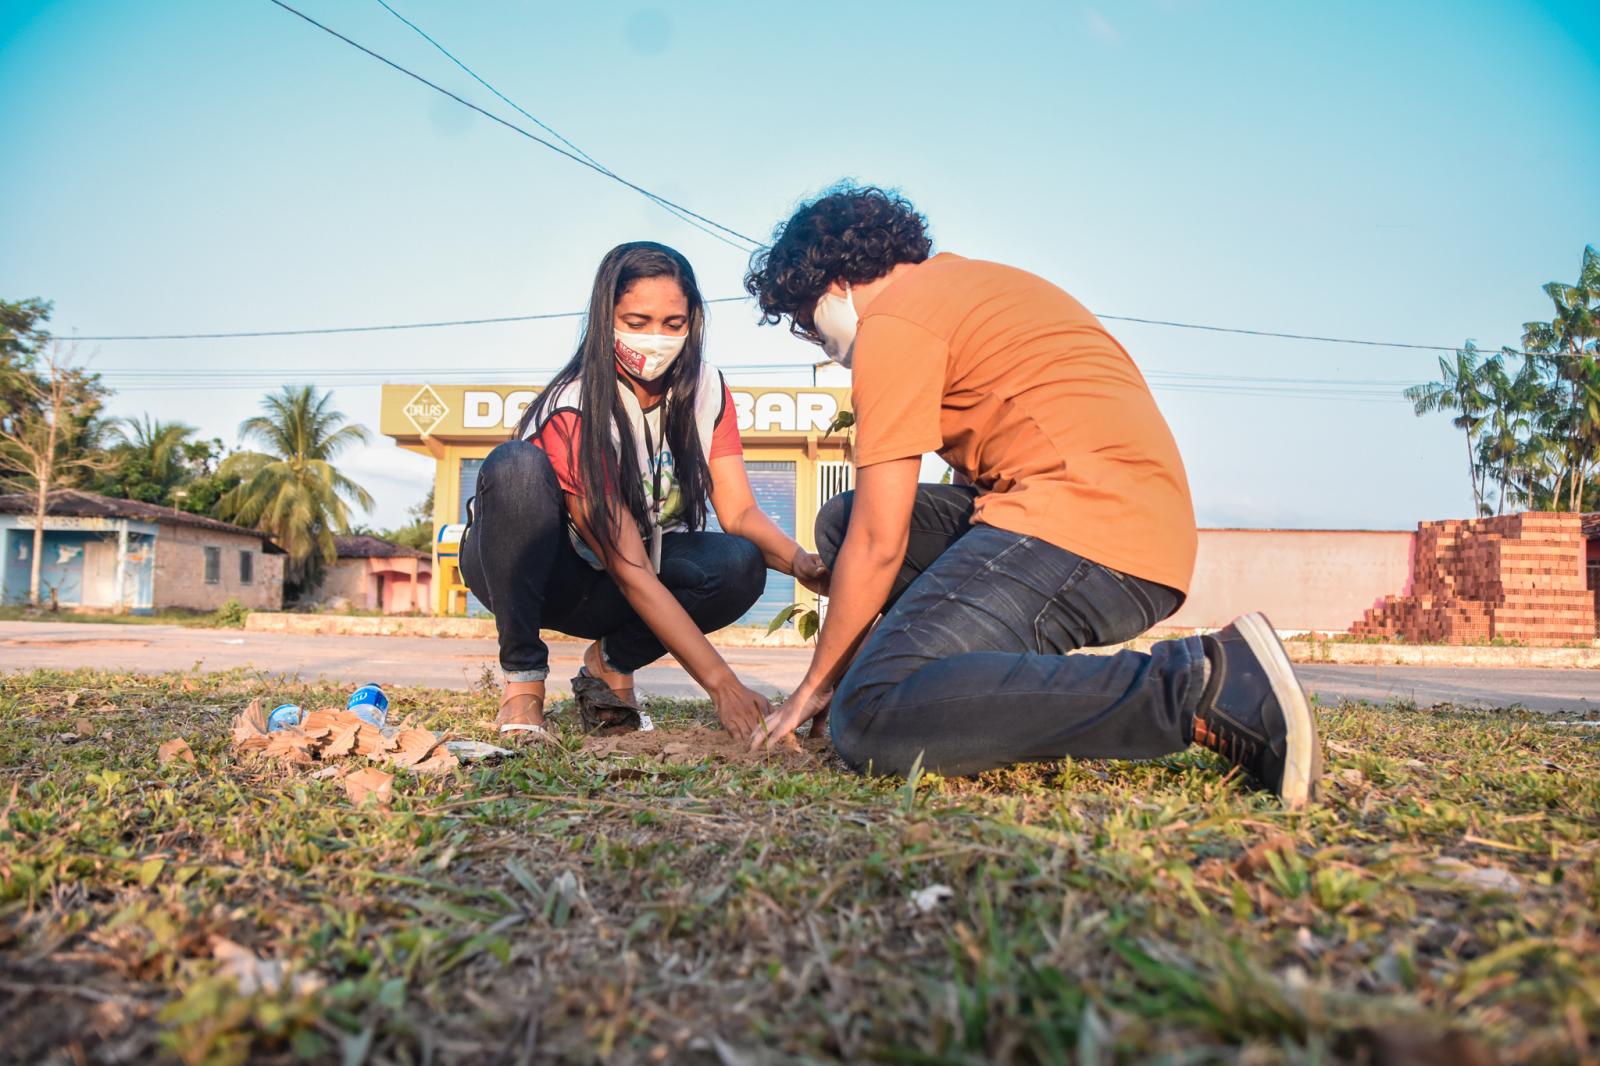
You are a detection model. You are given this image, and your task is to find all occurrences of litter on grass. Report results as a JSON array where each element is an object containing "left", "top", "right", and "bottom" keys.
[{"left": 230, "top": 698, "right": 513, "bottom": 778}]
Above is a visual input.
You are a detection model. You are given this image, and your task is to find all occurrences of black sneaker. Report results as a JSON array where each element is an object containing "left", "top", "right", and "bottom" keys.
[{"left": 1193, "top": 612, "right": 1322, "bottom": 807}]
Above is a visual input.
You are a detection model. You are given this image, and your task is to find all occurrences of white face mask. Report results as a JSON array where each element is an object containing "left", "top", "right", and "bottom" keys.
[
  {"left": 811, "top": 285, "right": 859, "bottom": 368},
  {"left": 614, "top": 330, "right": 687, "bottom": 381}
]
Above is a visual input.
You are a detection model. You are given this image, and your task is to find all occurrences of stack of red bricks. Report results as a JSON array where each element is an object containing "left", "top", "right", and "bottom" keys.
[{"left": 1351, "top": 512, "right": 1596, "bottom": 645}]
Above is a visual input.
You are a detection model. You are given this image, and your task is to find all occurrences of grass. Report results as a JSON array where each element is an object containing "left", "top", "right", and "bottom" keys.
[
  {"left": 0, "top": 600, "right": 249, "bottom": 630},
  {"left": 2, "top": 670, "right": 1598, "bottom": 1064}
]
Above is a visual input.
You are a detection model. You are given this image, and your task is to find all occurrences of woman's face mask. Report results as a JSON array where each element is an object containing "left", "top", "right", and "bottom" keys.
[
  {"left": 811, "top": 285, "right": 858, "bottom": 368},
  {"left": 615, "top": 330, "right": 687, "bottom": 381}
]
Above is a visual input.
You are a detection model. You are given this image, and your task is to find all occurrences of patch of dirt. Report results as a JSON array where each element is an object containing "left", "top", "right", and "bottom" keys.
[
  {"left": 3, "top": 638, "right": 151, "bottom": 648},
  {"left": 583, "top": 725, "right": 829, "bottom": 768}
]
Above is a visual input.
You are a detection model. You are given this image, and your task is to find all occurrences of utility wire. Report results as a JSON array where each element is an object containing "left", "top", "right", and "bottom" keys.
[
  {"left": 69, "top": 300, "right": 1541, "bottom": 358},
  {"left": 370, "top": 0, "right": 749, "bottom": 252},
  {"left": 264, "top": 0, "right": 761, "bottom": 248}
]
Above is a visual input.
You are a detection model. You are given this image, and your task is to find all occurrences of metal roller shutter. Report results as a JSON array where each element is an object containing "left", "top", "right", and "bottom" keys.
[{"left": 708, "top": 460, "right": 798, "bottom": 627}]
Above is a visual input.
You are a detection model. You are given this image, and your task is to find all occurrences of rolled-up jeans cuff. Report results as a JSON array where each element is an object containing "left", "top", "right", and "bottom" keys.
[
  {"left": 597, "top": 638, "right": 630, "bottom": 675},
  {"left": 503, "top": 668, "right": 548, "bottom": 683}
]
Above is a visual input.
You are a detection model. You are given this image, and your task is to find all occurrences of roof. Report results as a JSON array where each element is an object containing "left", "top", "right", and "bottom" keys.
[
  {"left": 0, "top": 488, "right": 282, "bottom": 547},
  {"left": 1583, "top": 513, "right": 1600, "bottom": 538},
  {"left": 334, "top": 534, "right": 429, "bottom": 559}
]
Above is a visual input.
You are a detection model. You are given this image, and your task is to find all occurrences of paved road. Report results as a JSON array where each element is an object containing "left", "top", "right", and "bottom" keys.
[{"left": 2, "top": 620, "right": 1595, "bottom": 714}]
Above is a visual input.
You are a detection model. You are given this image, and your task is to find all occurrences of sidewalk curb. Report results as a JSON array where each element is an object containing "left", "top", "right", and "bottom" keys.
[{"left": 242, "top": 612, "right": 1600, "bottom": 667}]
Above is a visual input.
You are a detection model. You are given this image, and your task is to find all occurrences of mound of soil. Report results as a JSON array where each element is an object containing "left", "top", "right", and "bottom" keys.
[{"left": 582, "top": 725, "right": 829, "bottom": 768}]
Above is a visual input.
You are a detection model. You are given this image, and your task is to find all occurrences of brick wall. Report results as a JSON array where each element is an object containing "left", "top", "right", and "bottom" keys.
[
  {"left": 1352, "top": 513, "right": 1595, "bottom": 645},
  {"left": 152, "top": 523, "right": 283, "bottom": 611}
]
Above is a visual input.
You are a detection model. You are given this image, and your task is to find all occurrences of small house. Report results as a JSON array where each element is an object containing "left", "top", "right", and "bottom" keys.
[
  {"left": 0, "top": 489, "right": 284, "bottom": 613},
  {"left": 315, "top": 535, "right": 432, "bottom": 615}
]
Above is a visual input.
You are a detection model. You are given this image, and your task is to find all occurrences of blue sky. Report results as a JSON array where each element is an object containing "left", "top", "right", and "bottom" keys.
[{"left": 2, "top": 0, "right": 1597, "bottom": 529}]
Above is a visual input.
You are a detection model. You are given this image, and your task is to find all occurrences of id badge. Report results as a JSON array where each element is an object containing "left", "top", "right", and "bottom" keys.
[{"left": 650, "top": 525, "right": 663, "bottom": 574}]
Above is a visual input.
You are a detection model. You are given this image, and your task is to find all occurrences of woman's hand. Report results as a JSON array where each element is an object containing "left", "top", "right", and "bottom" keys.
[
  {"left": 752, "top": 683, "right": 833, "bottom": 751},
  {"left": 708, "top": 676, "right": 772, "bottom": 742},
  {"left": 791, "top": 547, "right": 831, "bottom": 595}
]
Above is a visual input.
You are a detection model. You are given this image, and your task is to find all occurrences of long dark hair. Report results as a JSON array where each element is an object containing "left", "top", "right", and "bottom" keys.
[{"left": 516, "top": 241, "right": 712, "bottom": 554}]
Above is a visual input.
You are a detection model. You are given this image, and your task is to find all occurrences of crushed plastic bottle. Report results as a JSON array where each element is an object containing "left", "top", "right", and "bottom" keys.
[
  {"left": 267, "top": 703, "right": 303, "bottom": 732},
  {"left": 347, "top": 684, "right": 389, "bottom": 727}
]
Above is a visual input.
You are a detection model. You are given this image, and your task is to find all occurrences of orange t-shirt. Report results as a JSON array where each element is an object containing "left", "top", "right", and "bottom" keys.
[{"left": 850, "top": 253, "right": 1198, "bottom": 594}]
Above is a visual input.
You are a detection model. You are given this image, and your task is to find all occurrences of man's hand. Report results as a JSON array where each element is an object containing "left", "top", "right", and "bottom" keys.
[
  {"left": 709, "top": 677, "right": 772, "bottom": 742},
  {"left": 752, "top": 684, "right": 833, "bottom": 750},
  {"left": 791, "top": 548, "right": 830, "bottom": 596}
]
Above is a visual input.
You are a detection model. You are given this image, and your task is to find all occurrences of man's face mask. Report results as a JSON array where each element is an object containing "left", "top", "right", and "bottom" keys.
[{"left": 811, "top": 285, "right": 859, "bottom": 369}]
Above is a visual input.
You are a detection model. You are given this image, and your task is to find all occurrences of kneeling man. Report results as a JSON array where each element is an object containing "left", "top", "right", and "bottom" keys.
[{"left": 745, "top": 184, "right": 1321, "bottom": 807}]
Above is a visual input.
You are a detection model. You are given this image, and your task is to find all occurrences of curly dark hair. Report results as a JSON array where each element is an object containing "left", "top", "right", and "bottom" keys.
[{"left": 744, "top": 183, "right": 932, "bottom": 343}]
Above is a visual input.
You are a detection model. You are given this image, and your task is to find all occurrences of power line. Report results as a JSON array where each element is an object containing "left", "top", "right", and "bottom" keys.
[
  {"left": 69, "top": 297, "right": 749, "bottom": 341},
  {"left": 69, "top": 298, "right": 1540, "bottom": 358},
  {"left": 264, "top": 0, "right": 761, "bottom": 248},
  {"left": 370, "top": 0, "right": 749, "bottom": 252}
]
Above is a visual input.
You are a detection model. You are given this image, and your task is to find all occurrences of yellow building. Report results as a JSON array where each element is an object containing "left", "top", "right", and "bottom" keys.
[{"left": 379, "top": 382, "right": 855, "bottom": 620}]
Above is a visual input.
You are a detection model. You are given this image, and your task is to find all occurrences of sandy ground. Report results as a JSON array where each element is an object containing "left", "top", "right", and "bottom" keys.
[{"left": 2, "top": 619, "right": 1596, "bottom": 714}]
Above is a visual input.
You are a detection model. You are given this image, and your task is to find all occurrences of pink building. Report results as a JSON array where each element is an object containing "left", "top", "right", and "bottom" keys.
[{"left": 318, "top": 535, "right": 432, "bottom": 615}]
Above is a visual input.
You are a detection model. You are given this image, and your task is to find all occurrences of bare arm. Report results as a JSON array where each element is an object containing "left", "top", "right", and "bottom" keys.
[
  {"left": 708, "top": 455, "right": 829, "bottom": 594},
  {"left": 568, "top": 496, "right": 770, "bottom": 738},
  {"left": 753, "top": 457, "right": 920, "bottom": 747}
]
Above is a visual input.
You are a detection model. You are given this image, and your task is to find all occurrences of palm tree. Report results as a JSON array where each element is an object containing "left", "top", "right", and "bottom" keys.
[
  {"left": 1521, "top": 245, "right": 1600, "bottom": 511},
  {"left": 112, "top": 416, "right": 197, "bottom": 494},
  {"left": 218, "top": 386, "right": 373, "bottom": 582},
  {"left": 1405, "top": 341, "right": 1491, "bottom": 515},
  {"left": 1476, "top": 355, "right": 1550, "bottom": 514}
]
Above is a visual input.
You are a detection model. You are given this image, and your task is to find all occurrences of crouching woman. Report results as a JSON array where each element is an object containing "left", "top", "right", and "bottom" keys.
[{"left": 460, "top": 241, "right": 828, "bottom": 743}]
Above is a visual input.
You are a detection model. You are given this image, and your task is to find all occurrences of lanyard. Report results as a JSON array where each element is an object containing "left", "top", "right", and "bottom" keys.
[{"left": 640, "top": 411, "right": 664, "bottom": 573}]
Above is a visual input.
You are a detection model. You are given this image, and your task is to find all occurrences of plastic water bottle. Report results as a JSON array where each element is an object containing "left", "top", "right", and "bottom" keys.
[
  {"left": 267, "top": 704, "right": 302, "bottom": 732},
  {"left": 347, "top": 684, "right": 389, "bottom": 727}
]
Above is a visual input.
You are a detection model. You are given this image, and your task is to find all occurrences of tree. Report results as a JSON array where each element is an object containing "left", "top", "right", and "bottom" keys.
[
  {"left": 0, "top": 343, "right": 116, "bottom": 606},
  {"left": 1405, "top": 341, "right": 1492, "bottom": 515},
  {"left": 94, "top": 416, "right": 199, "bottom": 504},
  {"left": 1520, "top": 245, "right": 1600, "bottom": 511},
  {"left": 218, "top": 385, "right": 374, "bottom": 593}
]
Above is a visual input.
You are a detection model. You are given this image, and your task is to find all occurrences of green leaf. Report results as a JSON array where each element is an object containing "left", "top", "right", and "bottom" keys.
[
  {"left": 137, "top": 857, "right": 165, "bottom": 888},
  {"left": 797, "top": 609, "right": 819, "bottom": 641},
  {"left": 766, "top": 603, "right": 803, "bottom": 634}
]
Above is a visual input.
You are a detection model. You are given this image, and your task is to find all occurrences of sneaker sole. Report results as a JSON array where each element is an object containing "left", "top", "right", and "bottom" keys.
[{"left": 1233, "top": 611, "right": 1322, "bottom": 808}]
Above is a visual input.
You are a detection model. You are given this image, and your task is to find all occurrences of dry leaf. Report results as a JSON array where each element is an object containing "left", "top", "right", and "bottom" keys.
[
  {"left": 308, "top": 764, "right": 348, "bottom": 781},
  {"left": 353, "top": 722, "right": 396, "bottom": 758},
  {"left": 344, "top": 767, "right": 394, "bottom": 806},
  {"left": 387, "top": 728, "right": 442, "bottom": 769},
  {"left": 323, "top": 721, "right": 359, "bottom": 758},
  {"left": 1233, "top": 833, "right": 1298, "bottom": 880},
  {"left": 263, "top": 730, "right": 315, "bottom": 766},
  {"left": 74, "top": 717, "right": 96, "bottom": 737},
  {"left": 911, "top": 884, "right": 955, "bottom": 913},
  {"left": 231, "top": 698, "right": 269, "bottom": 751},
  {"left": 64, "top": 692, "right": 81, "bottom": 709},
  {"left": 157, "top": 738, "right": 196, "bottom": 767},
  {"left": 301, "top": 707, "right": 359, "bottom": 739},
  {"left": 91, "top": 702, "right": 116, "bottom": 714},
  {"left": 410, "top": 748, "right": 460, "bottom": 775}
]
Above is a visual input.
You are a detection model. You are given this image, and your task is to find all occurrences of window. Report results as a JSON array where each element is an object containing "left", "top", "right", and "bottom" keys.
[
  {"left": 239, "top": 550, "right": 254, "bottom": 585},
  {"left": 203, "top": 546, "right": 221, "bottom": 585}
]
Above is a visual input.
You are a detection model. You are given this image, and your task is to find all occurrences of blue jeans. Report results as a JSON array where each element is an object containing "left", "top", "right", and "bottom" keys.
[
  {"left": 460, "top": 440, "right": 767, "bottom": 681},
  {"left": 817, "top": 486, "right": 1206, "bottom": 777}
]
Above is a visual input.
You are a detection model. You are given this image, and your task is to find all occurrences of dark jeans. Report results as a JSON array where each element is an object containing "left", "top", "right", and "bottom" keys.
[
  {"left": 817, "top": 485, "right": 1207, "bottom": 777},
  {"left": 460, "top": 440, "right": 767, "bottom": 681}
]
